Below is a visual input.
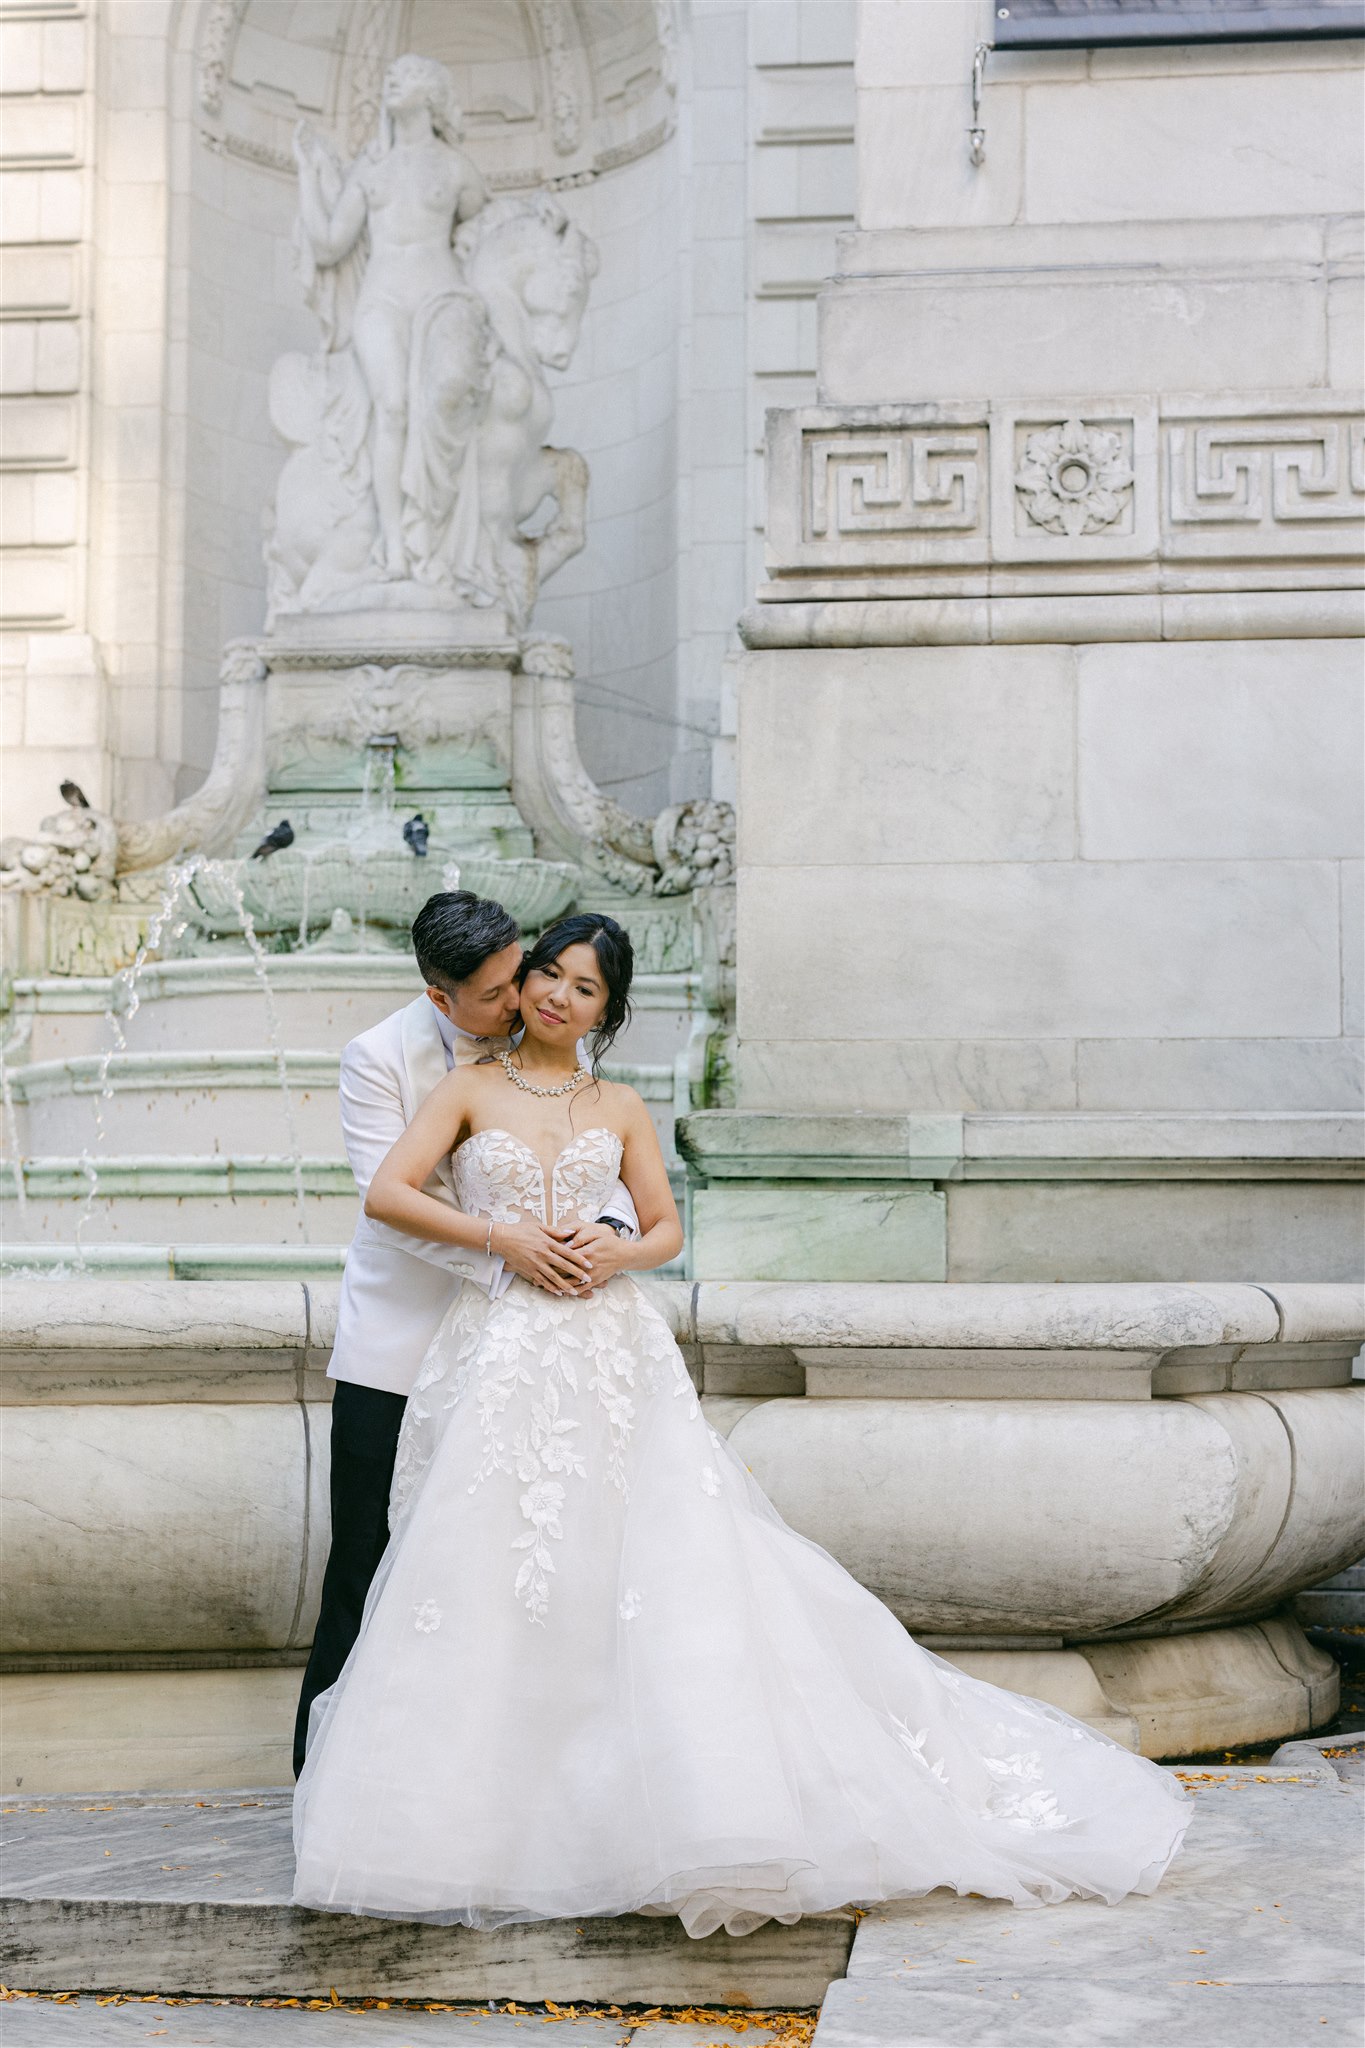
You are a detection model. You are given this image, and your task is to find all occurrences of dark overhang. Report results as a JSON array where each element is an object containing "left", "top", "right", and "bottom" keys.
[{"left": 992, "top": 0, "right": 1365, "bottom": 49}]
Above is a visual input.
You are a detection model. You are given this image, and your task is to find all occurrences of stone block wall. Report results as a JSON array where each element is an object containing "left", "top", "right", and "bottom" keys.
[
  {"left": 703, "top": 0, "right": 1364, "bottom": 1282},
  {"left": 735, "top": 639, "right": 1362, "bottom": 1116},
  {"left": 0, "top": 2, "right": 107, "bottom": 829}
]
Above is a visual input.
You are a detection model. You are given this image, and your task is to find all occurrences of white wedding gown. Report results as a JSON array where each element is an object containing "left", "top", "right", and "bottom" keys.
[{"left": 293, "top": 1127, "right": 1190, "bottom": 1936}]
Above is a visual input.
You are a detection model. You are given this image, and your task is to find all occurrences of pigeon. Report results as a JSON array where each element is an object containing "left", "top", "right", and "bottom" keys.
[
  {"left": 402, "top": 814, "right": 429, "bottom": 858},
  {"left": 60, "top": 779, "right": 90, "bottom": 808},
  {"left": 250, "top": 819, "right": 294, "bottom": 860}
]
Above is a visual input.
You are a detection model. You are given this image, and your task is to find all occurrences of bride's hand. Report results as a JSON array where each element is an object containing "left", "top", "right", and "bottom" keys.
[
  {"left": 490, "top": 1218, "right": 593, "bottom": 1295},
  {"left": 559, "top": 1221, "right": 631, "bottom": 1294}
]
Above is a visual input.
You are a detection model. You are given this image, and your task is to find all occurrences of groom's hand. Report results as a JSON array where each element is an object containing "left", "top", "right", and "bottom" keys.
[
  {"left": 491, "top": 1218, "right": 594, "bottom": 1295},
  {"left": 559, "top": 1221, "right": 632, "bottom": 1294}
]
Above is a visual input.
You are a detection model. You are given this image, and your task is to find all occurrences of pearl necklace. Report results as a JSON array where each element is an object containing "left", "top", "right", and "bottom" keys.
[{"left": 497, "top": 1050, "right": 590, "bottom": 1098}]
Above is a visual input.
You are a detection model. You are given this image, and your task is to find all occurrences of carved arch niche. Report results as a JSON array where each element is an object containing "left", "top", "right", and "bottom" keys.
[{"left": 195, "top": 0, "right": 676, "bottom": 184}]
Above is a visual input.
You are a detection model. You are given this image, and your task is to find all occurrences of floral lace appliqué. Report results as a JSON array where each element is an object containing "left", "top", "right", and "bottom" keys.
[
  {"left": 619, "top": 1587, "right": 643, "bottom": 1621},
  {"left": 891, "top": 1714, "right": 949, "bottom": 1785},
  {"left": 982, "top": 1748, "right": 1073, "bottom": 1830},
  {"left": 414, "top": 1600, "right": 442, "bottom": 1633},
  {"left": 513, "top": 1478, "right": 567, "bottom": 1622},
  {"left": 389, "top": 1127, "right": 700, "bottom": 1625}
]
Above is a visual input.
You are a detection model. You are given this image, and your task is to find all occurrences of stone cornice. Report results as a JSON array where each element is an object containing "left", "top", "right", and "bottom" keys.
[{"left": 742, "top": 587, "right": 1365, "bottom": 647}]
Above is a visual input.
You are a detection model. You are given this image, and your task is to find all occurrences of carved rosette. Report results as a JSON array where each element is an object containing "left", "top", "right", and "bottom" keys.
[{"left": 1014, "top": 418, "right": 1134, "bottom": 538}]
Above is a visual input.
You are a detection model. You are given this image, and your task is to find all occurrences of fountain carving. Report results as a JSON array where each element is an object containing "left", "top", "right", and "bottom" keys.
[
  {"left": 0, "top": 53, "right": 734, "bottom": 1277},
  {"left": 0, "top": 55, "right": 733, "bottom": 989},
  {"left": 268, "top": 54, "right": 596, "bottom": 633}
]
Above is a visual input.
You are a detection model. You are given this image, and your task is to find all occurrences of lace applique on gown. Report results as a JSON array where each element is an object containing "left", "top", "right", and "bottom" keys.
[{"left": 294, "top": 1126, "right": 1189, "bottom": 1937}]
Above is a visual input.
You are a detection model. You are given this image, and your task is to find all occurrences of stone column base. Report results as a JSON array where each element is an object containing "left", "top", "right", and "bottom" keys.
[{"left": 940, "top": 1610, "right": 1339, "bottom": 1760}]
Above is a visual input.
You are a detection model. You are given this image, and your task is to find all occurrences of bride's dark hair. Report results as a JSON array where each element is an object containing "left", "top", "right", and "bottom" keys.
[{"left": 518, "top": 913, "right": 633, "bottom": 1069}]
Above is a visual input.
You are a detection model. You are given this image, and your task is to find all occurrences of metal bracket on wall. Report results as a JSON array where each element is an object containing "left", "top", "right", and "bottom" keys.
[{"left": 969, "top": 41, "right": 989, "bottom": 166}]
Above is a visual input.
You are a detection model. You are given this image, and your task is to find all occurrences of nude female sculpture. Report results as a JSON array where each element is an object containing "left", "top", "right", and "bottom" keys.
[
  {"left": 272, "top": 53, "right": 595, "bottom": 628},
  {"left": 292, "top": 55, "right": 487, "bottom": 582}
]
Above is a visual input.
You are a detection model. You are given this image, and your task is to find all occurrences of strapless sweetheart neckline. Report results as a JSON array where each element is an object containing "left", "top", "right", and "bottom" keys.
[
  {"left": 452, "top": 1125, "right": 624, "bottom": 1228},
  {"left": 458, "top": 1125, "right": 619, "bottom": 1178}
]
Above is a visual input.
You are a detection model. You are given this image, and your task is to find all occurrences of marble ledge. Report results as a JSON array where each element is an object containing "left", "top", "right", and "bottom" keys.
[
  {"left": 0, "top": 1243, "right": 348, "bottom": 1281},
  {"left": 739, "top": 588, "right": 1365, "bottom": 649},
  {"left": 687, "top": 1279, "right": 1365, "bottom": 1353},
  {"left": 832, "top": 216, "right": 1337, "bottom": 276},
  {"left": 6, "top": 1277, "right": 1361, "bottom": 1359},
  {"left": 0, "top": 1278, "right": 316, "bottom": 1353},
  {"left": 676, "top": 1109, "right": 1365, "bottom": 1182},
  {"left": 9, "top": 958, "right": 696, "bottom": 1012},
  {"left": 2, "top": 1277, "right": 1359, "bottom": 1406}
]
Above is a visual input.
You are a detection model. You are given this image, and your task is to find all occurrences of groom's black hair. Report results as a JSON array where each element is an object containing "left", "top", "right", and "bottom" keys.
[
  {"left": 518, "top": 912, "right": 633, "bottom": 1069},
  {"left": 411, "top": 891, "right": 521, "bottom": 992}
]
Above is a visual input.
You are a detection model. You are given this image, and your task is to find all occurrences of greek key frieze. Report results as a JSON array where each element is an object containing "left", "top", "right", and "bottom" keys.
[
  {"left": 804, "top": 430, "right": 985, "bottom": 541},
  {"left": 1167, "top": 418, "right": 1365, "bottom": 532},
  {"left": 762, "top": 399, "right": 1360, "bottom": 587}
]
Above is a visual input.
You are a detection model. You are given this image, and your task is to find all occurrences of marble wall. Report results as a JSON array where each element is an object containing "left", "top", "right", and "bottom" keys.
[
  {"left": 729, "top": 0, "right": 1364, "bottom": 1157},
  {"left": 736, "top": 639, "right": 1362, "bottom": 1113}
]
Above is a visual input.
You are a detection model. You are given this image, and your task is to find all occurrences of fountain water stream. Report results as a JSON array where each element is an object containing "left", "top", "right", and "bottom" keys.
[
  {"left": 72, "top": 857, "right": 201, "bottom": 1259},
  {"left": 0, "top": 1033, "right": 28, "bottom": 1228},
  {"left": 28, "top": 854, "right": 316, "bottom": 1257},
  {"left": 184, "top": 859, "right": 311, "bottom": 1243}
]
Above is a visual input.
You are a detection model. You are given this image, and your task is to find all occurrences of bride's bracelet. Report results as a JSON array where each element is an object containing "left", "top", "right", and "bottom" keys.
[{"left": 485, "top": 1217, "right": 496, "bottom": 1259}]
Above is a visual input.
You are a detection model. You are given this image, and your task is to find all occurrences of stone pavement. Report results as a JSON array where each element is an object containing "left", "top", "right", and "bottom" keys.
[
  {"left": 2, "top": 1764, "right": 1360, "bottom": 2047},
  {"left": 818, "top": 1762, "right": 1364, "bottom": 2047}
]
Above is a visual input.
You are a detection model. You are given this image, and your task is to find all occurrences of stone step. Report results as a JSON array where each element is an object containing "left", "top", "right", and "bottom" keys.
[
  {"left": 13, "top": 963, "right": 699, "bottom": 1068},
  {"left": 1295, "top": 1588, "right": 1365, "bottom": 1628},
  {"left": 0, "top": 1793, "right": 853, "bottom": 2010},
  {"left": 0, "top": 1242, "right": 349, "bottom": 1282},
  {"left": 0, "top": 2000, "right": 798, "bottom": 2045},
  {"left": 6, "top": 1051, "right": 681, "bottom": 1159}
]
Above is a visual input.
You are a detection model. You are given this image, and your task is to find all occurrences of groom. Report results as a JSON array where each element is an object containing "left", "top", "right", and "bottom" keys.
[{"left": 293, "top": 889, "right": 638, "bottom": 1774}]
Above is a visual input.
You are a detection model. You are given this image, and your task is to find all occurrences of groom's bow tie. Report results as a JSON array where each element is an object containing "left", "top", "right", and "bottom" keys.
[{"left": 453, "top": 1033, "right": 515, "bottom": 1066}]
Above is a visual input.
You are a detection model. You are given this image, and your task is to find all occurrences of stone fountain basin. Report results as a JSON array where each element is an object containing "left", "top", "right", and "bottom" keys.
[
  {"left": 1, "top": 1278, "right": 1360, "bottom": 1762},
  {"left": 189, "top": 849, "right": 577, "bottom": 938}
]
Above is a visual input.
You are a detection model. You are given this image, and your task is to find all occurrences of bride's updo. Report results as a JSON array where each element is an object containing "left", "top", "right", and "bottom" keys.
[{"left": 519, "top": 913, "right": 633, "bottom": 1068}]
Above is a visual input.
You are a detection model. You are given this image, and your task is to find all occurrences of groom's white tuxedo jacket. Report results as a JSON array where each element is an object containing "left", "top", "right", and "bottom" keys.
[{"left": 329, "top": 995, "right": 636, "bottom": 1397}]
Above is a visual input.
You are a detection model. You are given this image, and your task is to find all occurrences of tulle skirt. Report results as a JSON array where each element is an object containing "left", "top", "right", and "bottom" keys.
[{"left": 293, "top": 1276, "right": 1189, "bottom": 1935}]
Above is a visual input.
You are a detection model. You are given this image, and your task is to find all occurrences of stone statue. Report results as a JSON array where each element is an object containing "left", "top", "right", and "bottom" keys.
[
  {"left": 267, "top": 53, "right": 596, "bottom": 632},
  {"left": 0, "top": 799, "right": 118, "bottom": 901},
  {"left": 0, "top": 642, "right": 268, "bottom": 897}
]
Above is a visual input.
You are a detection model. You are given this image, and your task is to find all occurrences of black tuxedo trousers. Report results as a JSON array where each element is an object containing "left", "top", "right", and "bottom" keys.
[{"left": 293, "top": 1380, "right": 407, "bottom": 1778}]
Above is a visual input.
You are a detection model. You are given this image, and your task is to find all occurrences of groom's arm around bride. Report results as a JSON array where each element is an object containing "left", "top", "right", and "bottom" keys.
[{"left": 293, "top": 891, "right": 630, "bottom": 1775}]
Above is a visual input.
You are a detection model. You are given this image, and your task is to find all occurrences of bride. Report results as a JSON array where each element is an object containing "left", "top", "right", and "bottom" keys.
[{"left": 292, "top": 913, "right": 1190, "bottom": 1936}]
